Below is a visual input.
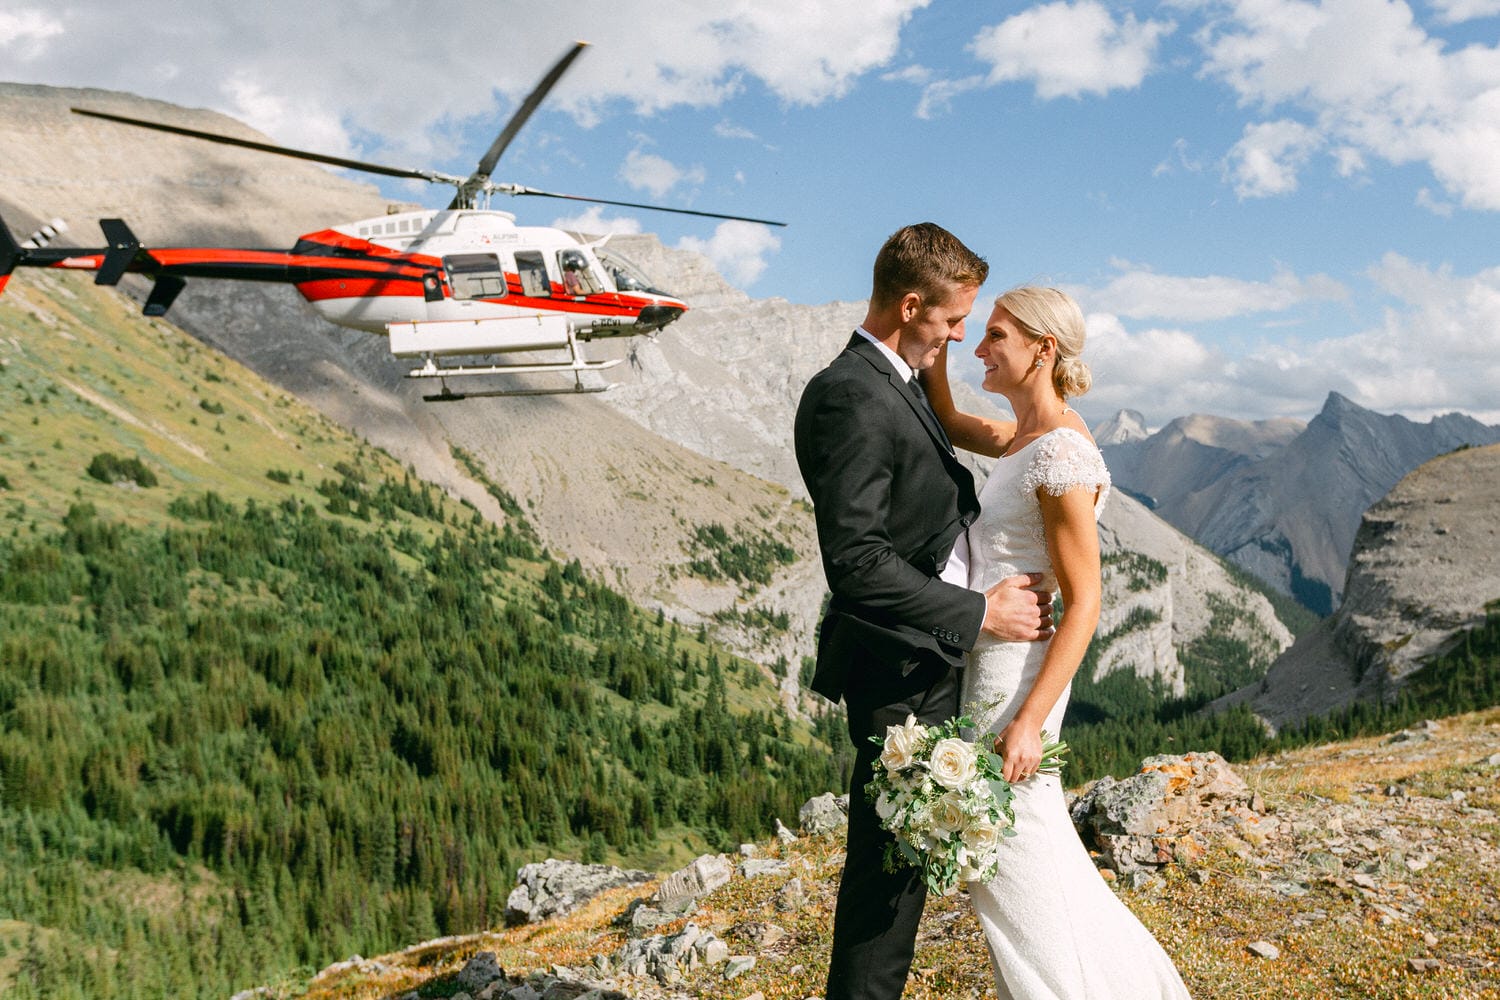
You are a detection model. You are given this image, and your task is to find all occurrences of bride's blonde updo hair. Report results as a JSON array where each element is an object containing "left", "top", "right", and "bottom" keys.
[{"left": 994, "top": 285, "right": 1093, "bottom": 399}]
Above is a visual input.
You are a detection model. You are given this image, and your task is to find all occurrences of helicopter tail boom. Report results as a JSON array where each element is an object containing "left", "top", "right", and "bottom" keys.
[{"left": 0, "top": 214, "right": 22, "bottom": 295}]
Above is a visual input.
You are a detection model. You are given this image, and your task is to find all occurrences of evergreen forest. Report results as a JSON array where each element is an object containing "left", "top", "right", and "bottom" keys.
[
  {"left": 1062, "top": 599, "right": 1500, "bottom": 785},
  {"left": 0, "top": 476, "right": 847, "bottom": 998},
  {"left": 0, "top": 270, "right": 848, "bottom": 999}
]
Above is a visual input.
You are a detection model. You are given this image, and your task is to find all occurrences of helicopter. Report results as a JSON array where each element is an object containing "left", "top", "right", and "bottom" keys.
[{"left": 0, "top": 41, "right": 785, "bottom": 399}]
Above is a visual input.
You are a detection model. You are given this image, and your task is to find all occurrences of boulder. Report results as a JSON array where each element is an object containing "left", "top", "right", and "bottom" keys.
[
  {"left": 455, "top": 951, "right": 505, "bottom": 993},
  {"left": 654, "top": 853, "right": 733, "bottom": 905},
  {"left": 1071, "top": 751, "right": 1272, "bottom": 873},
  {"left": 798, "top": 792, "right": 848, "bottom": 835},
  {"left": 505, "top": 859, "right": 654, "bottom": 926}
]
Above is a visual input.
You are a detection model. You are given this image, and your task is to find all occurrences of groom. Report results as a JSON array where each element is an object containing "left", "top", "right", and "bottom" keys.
[{"left": 794, "top": 223, "right": 1053, "bottom": 1000}]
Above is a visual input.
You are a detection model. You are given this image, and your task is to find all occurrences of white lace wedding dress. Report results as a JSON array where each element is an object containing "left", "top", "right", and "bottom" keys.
[{"left": 962, "top": 428, "right": 1191, "bottom": 1000}]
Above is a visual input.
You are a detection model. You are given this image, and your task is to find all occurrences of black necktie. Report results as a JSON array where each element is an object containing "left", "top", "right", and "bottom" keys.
[{"left": 908, "top": 375, "right": 952, "bottom": 450}]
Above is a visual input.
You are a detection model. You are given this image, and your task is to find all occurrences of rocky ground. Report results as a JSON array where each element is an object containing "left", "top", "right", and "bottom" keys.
[{"left": 262, "top": 709, "right": 1499, "bottom": 1000}]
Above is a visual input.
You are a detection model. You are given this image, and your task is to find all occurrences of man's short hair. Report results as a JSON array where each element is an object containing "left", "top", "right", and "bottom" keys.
[{"left": 870, "top": 222, "right": 989, "bottom": 310}]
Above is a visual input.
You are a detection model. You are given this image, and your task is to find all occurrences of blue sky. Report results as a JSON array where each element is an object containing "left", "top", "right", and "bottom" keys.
[{"left": 3, "top": 0, "right": 1499, "bottom": 426}]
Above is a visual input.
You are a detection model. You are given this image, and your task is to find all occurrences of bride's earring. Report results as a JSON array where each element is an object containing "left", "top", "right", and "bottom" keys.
[{"left": 1034, "top": 356, "right": 1045, "bottom": 369}]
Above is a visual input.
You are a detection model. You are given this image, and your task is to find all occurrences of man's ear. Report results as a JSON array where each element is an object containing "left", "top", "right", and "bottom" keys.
[{"left": 899, "top": 291, "right": 923, "bottom": 323}]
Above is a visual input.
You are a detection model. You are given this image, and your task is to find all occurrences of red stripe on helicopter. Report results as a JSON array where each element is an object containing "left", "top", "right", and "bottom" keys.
[{"left": 295, "top": 278, "right": 653, "bottom": 318}]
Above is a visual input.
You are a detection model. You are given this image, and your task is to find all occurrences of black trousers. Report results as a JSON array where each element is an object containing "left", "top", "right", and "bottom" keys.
[{"left": 826, "top": 659, "right": 961, "bottom": 1000}]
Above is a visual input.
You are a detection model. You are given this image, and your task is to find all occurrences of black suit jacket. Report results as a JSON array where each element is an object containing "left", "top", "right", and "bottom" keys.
[{"left": 794, "top": 334, "right": 986, "bottom": 704}]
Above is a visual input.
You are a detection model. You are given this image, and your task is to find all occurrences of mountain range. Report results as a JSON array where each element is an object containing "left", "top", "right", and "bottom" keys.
[
  {"left": 0, "top": 81, "right": 1291, "bottom": 707},
  {"left": 1101, "top": 396, "right": 1500, "bottom": 615}
]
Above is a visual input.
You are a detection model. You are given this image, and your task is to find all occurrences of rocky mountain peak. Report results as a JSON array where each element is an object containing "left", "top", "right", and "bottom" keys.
[
  {"left": 1215, "top": 443, "right": 1500, "bottom": 730},
  {"left": 1109, "top": 388, "right": 1500, "bottom": 616},
  {"left": 1093, "top": 409, "right": 1150, "bottom": 445}
]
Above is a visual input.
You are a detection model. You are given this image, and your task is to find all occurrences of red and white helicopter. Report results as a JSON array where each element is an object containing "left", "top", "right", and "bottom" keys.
[{"left": 0, "top": 42, "right": 784, "bottom": 398}]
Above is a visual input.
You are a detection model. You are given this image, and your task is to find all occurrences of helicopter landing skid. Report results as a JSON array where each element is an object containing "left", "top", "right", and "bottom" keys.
[
  {"left": 395, "top": 315, "right": 626, "bottom": 399},
  {"left": 406, "top": 354, "right": 622, "bottom": 401},
  {"left": 422, "top": 382, "right": 613, "bottom": 402}
]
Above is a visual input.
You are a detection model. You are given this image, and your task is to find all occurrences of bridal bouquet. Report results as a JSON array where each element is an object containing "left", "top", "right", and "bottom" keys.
[{"left": 866, "top": 712, "right": 1068, "bottom": 896}]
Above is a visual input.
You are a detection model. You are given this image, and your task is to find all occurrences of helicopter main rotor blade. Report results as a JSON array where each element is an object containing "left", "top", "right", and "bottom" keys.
[
  {"left": 474, "top": 40, "right": 590, "bottom": 183},
  {"left": 497, "top": 184, "right": 788, "bottom": 228},
  {"left": 71, "top": 107, "right": 460, "bottom": 185}
]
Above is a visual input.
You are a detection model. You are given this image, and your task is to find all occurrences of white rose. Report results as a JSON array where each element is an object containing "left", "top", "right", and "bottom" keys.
[
  {"left": 928, "top": 737, "right": 978, "bottom": 790},
  {"left": 964, "top": 817, "right": 1002, "bottom": 857},
  {"left": 932, "top": 790, "right": 967, "bottom": 835},
  {"left": 875, "top": 791, "right": 900, "bottom": 822},
  {"left": 879, "top": 714, "right": 926, "bottom": 773}
]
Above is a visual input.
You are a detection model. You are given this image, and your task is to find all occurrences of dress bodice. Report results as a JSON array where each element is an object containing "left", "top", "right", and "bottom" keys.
[{"left": 967, "top": 427, "right": 1111, "bottom": 599}]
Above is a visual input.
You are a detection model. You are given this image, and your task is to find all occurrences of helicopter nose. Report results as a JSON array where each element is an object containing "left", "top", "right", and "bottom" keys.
[{"left": 636, "top": 304, "right": 684, "bottom": 331}]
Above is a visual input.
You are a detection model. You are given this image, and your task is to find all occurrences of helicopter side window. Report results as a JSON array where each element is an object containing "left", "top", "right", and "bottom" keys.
[
  {"left": 514, "top": 251, "right": 552, "bottom": 298},
  {"left": 557, "top": 249, "right": 602, "bottom": 296},
  {"left": 444, "top": 253, "right": 507, "bottom": 300}
]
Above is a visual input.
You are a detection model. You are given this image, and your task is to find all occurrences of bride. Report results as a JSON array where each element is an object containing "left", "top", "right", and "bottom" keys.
[{"left": 920, "top": 286, "right": 1191, "bottom": 999}]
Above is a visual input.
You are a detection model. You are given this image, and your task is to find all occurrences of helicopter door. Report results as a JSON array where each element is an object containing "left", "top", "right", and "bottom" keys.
[
  {"left": 514, "top": 251, "right": 552, "bottom": 298},
  {"left": 443, "top": 253, "right": 507, "bottom": 300}
]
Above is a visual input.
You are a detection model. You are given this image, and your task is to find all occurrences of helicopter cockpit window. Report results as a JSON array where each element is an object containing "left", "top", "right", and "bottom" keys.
[
  {"left": 557, "top": 249, "right": 602, "bottom": 296},
  {"left": 444, "top": 253, "right": 507, "bottom": 300},
  {"left": 514, "top": 251, "right": 552, "bottom": 298},
  {"left": 594, "top": 248, "right": 667, "bottom": 296}
]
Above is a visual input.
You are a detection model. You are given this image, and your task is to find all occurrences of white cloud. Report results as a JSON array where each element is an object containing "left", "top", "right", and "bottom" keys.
[
  {"left": 1290, "top": 254, "right": 1500, "bottom": 418},
  {"left": 221, "top": 75, "right": 351, "bottom": 156},
  {"left": 0, "top": 8, "right": 63, "bottom": 61},
  {"left": 676, "top": 221, "right": 782, "bottom": 288},
  {"left": 683, "top": 0, "right": 932, "bottom": 107},
  {"left": 915, "top": 75, "right": 985, "bottom": 119},
  {"left": 1075, "top": 257, "right": 1500, "bottom": 425},
  {"left": 6, "top": 0, "right": 930, "bottom": 155},
  {"left": 1081, "top": 262, "right": 1347, "bottom": 321},
  {"left": 882, "top": 64, "right": 933, "bottom": 85},
  {"left": 1225, "top": 119, "right": 1321, "bottom": 198},
  {"left": 619, "top": 149, "right": 706, "bottom": 199},
  {"left": 550, "top": 206, "right": 643, "bottom": 236},
  {"left": 970, "top": 1, "right": 1176, "bottom": 99},
  {"left": 1428, "top": 0, "right": 1500, "bottom": 23},
  {"left": 1331, "top": 145, "right": 1366, "bottom": 178},
  {"left": 1416, "top": 187, "right": 1456, "bottom": 216},
  {"left": 713, "top": 121, "right": 758, "bottom": 141},
  {"left": 1152, "top": 137, "right": 1209, "bottom": 177},
  {"left": 1198, "top": 0, "right": 1500, "bottom": 210}
]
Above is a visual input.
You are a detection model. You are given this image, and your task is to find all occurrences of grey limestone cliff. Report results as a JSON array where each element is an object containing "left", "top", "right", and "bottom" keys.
[{"left": 1213, "top": 443, "right": 1500, "bottom": 730}]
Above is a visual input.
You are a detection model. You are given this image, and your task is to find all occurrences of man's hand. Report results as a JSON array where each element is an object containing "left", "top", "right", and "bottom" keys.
[{"left": 980, "top": 573, "right": 1054, "bottom": 641}]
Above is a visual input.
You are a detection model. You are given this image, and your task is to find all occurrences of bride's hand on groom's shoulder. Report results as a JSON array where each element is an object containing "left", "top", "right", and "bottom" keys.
[{"left": 980, "top": 573, "right": 1055, "bottom": 642}]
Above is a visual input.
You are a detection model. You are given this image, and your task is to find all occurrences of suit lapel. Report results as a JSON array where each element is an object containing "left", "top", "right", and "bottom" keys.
[{"left": 844, "top": 335, "right": 955, "bottom": 456}]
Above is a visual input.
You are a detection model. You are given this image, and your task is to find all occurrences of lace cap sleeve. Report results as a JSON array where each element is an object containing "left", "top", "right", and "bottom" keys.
[{"left": 1020, "top": 429, "right": 1111, "bottom": 511}]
